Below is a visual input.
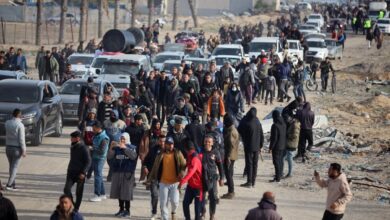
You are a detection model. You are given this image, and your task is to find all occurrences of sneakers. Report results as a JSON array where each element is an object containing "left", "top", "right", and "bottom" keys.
[
  {"left": 6, "top": 185, "right": 18, "bottom": 191},
  {"left": 121, "top": 210, "right": 130, "bottom": 218},
  {"left": 115, "top": 210, "right": 124, "bottom": 217},
  {"left": 221, "top": 192, "right": 235, "bottom": 199},
  {"left": 100, "top": 195, "right": 107, "bottom": 200},
  {"left": 89, "top": 195, "right": 102, "bottom": 202},
  {"left": 150, "top": 214, "right": 158, "bottom": 220}
]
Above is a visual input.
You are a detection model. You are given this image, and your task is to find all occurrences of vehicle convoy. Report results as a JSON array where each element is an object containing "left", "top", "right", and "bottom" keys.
[
  {"left": 84, "top": 55, "right": 113, "bottom": 78},
  {"left": 304, "top": 34, "right": 328, "bottom": 63},
  {"left": 59, "top": 78, "right": 119, "bottom": 121},
  {"left": 368, "top": 1, "right": 388, "bottom": 21},
  {"left": 67, "top": 53, "right": 95, "bottom": 77},
  {"left": 0, "top": 80, "right": 63, "bottom": 146}
]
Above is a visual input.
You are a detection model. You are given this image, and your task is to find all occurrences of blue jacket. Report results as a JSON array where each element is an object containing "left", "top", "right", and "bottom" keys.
[
  {"left": 110, "top": 144, "right": 138, "bottom": 173},
  {"left": 50, "top": 208, "right": 84, "bottom": 220},
  {"left": 11, "top": 55, "right": 27, "bottom": 72},
  {"left": 278, "top": 63, "right": 290, "bottom": 80},
  {"left": 92, "top": 130, "right": 110, "bottom": 160}
]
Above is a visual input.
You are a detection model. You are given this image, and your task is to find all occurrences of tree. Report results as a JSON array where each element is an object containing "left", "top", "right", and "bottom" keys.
[
  {"left": 79, "top": 0, "right": 88, "bottom": 42},
  {"left": 58, "top": 0, "right": 68, "bottom": 44},
  {"left": 114, "top": 0, "right": 120, "bottom": 29},
  {"left": 147, "top": 0, "right": 154, "bottom": 27},
  {"left": 188, "top": 0, "right": 198, "bottom": 28},
  {"left": 98, "top": 0, "right": 103, "bottom": 37},
  {"left": 35, "top": 0, "right": 42, "bottom": 45},
  {"left": 130, "top": 0, "right": 136, "bottom": 28},
  {"left": 172, "top": 0, "right": 178, "bottom": 30}
]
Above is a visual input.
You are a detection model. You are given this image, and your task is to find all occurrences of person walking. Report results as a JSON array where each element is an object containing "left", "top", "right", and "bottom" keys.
[
  {"left": 108, "top": 133, "right": 138, "bottom": 218},
  {"left": 50, "top": 195, "right": 84, "bottom": 220},
  {"left": 296, "top": 102, "right": 315, "bottom": 163},
  {"left": 38, "top": 50, "right": 59, "bottom": 82},
  {"left": 35, "top": 46, "right": 45, "bottom": 71},
  {"left": 319, "top": 57, "right": 335, "bottom": 92},
  {"left": 11, "top": 48, "right": 27, "bottom": 72},
  {"left": 143, "top": 135, "right": 166, "bottom": 220},
  {"left": 89, "top": 121, "right": 110, "bottom": 202},
  {"left": 221, "top": 114, "right": 239, "bottom": 199},
  {"left": 284, "top": 118, "right": 300, "bottom": 178},
  {"left": 5, "top": 108, "right": 26, "bottom": 191},
  {"left": 224, "top": 83, "right": 245, "bottom": 125},
  {"left": 292, "top": 61, "right": 306, "bottom": 102},
  {"left": 277, "top": 59, "right": 291, "bottom": 102},
  {"left": 64, "top": 131, "right": 91, "bottom": 212},
  {"left": 179, "top": 143, "right": 203, "bottom": 220},
  {"left": 238, "top": 108, "right": 264, "bottom": 188},
  {"left": 314, "top": 163, "right": 353, "bottom": 220},
  {"left": 148, "top": 137, "right": 186, "bottom": 220},
  {"left": 268, "top": 110, "right": 286, "bottom": 183},
  {"left": 264, "top": 69, "right": 277, "bottom": 105},
  {"left": 245, "top": 191, "right": 282, "bottom": 220}
]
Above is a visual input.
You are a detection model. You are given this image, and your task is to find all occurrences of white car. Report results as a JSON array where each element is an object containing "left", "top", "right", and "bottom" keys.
[
  {"left": 84, "top": 55, "right": 114, "bottom": 78},
  {"left": 67, "top": 53, "right": 95, "bottom": 78},
  {"left": 305, "top": 21, "right": 322, "bottom": 32},
  {"left": 210, "top": 44, "right": 245, "bottom": 60},
  {"left": 299, "top": 24, "right": 320, "bottom": 36},
  {"left": 377, "top": 18, "right": 390, "bottom": 35},
  {"left": 305, "top": 36, "right": 328, "bottom": 63},
  {"left": 296, "top": 2, "right": 312, "bottom": 11},
  {"left": 307, "top": 14, "right": 324, "bottom": 28},
  {"left": 286, "top": 40, "right": 304, "bottom": 64},
  {"left": 152, "top": 51, "right": 185, "bottom": 71},
  {"left": 213, "top": 55, "right": 241, "bottom": 80},
  {"left": 249, "top": 37, "right": 284, "bottom": 62}
]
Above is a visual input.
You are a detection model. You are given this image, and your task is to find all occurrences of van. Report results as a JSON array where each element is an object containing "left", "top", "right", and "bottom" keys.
[{"left": 249, "top": 37, "right": 284, "bottom": 62}]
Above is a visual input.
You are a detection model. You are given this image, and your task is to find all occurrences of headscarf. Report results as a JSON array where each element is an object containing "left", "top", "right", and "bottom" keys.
[{"left": 120, "top": 132, "right": 131, "bottom": 145}]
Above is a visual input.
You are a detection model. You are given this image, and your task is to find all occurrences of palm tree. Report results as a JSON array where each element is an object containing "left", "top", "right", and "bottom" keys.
[
  {"left": 130, "top": 0, "right": 137, "bottom": 27},
  {"left": 35, "top": 0, "right": 42, "bottom": 45},
  {"left": 172, "top": 0, "right": 178, "bottom": 30},
  {"left": 79, "top": 0, "right": 88, "bottom": 42},
  {"left": 188, "top": 0, "right": 198, "bottom": 28},
  {"left": 58, "top": 0, "right": 68, "bottom": 43}
]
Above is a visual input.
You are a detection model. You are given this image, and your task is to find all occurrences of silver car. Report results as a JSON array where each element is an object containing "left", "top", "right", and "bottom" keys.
[{"left": 325, "top": 38, "right": 343, "bottom": 60}]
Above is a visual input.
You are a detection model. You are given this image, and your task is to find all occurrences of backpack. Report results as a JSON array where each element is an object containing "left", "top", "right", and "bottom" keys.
[{"left": 240, "top": 68, "right": 252, "bottom": 85}]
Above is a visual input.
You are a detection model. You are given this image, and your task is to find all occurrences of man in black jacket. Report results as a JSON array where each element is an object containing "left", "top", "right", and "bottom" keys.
[
  {"left": 269, "top": 111, "right": 286, "bottom": 183},
  {"left": 184, "top": 113, "right": 205, "bottom": 151},
  {"left": 63, "top": 131, "right": 91, "bottom": 211},
  {"left": 296, "top": 102, "right": 315, "bottom": 163},
  {"left": 125, "top": 114, "right": 145, "bottom": 151},
  {"left": 238, "top": 108, "right": 264, "bottom": 188}
]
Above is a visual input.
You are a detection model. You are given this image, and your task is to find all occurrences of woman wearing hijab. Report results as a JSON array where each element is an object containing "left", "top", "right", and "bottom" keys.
[{"left": 108, "top": 133, "right": 138, "bottom": 218}]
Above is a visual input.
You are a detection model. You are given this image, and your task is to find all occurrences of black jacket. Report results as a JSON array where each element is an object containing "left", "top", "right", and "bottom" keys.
[
  {"left": 97, "top": 101, "right": 115, "bottom": 124},
  {"left": 269, "top": 111, "right": 287, "bottom": 151},
  {"left": 0, "top": 193, "right": 18, "bottom": 220},
  {"left": 125, "top": 124, "right": 145, "bottom": 148},
  {"left": 167, "top": 130, "right": 188, "bottom": 156},
  {"left": 143, "top": 143, "right": 162, "bottom": 171},
  {"left": 238, "top": 108, "right": 264, "bottom": 152},
  {"left": 297, "top": 102, "right": 315, "bottom": 130},
  {"left": 67, "top": 142, "right": 91, "bottom": 175},
  {"left": 184, "top": 120, "right": 205, "bottom": 149}
]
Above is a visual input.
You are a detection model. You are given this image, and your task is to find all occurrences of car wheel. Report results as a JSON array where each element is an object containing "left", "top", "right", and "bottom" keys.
[
  {"left": 53, "top": 114, "right": 63, "bottom": 137},
  {"left": 31, "top": 120, "right": 44, "bottom": 146}
]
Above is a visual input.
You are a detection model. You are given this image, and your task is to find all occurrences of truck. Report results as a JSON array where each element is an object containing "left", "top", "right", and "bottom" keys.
[{"left": 368, "top": 2, "right": 388, "bottom": 21}]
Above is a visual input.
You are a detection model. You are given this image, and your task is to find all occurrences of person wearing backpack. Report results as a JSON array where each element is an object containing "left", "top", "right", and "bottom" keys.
[
  {"left": 179, "top": 143, "right": 203, "bottom": 220},
  {"left": 292, "top": 61, "right": 306, "bottom": 102},
  {"left": 201, "top": 136, "right": 224, "bottom": 220}
]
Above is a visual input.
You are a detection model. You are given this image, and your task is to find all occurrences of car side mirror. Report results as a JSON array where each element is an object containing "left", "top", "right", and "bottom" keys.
[
  {"left": 95, "top": 69, "right": 100, "bottom": 74},
  {"left": 43, "top": 97, "right": 53, "bottom": 103}
]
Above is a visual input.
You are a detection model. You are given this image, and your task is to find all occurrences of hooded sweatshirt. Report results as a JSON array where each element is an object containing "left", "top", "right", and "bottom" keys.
[
  {"left": 269, "top": 111, "right": 287, "bottom": 151},
  {"left": 296, "top": 102, "right": 315, "bottom": 130},
  {"left": 245, "top": 199, "right": 282, "bottom": 220},
  {"left": 238, "top": 108, "right": 264, "bottom": 152},
  {"left": 315, "top": 173, "right": 353, "bottom": 215},
  {"left": 180, "top": 150, "right": 203, "bottom": 199}
]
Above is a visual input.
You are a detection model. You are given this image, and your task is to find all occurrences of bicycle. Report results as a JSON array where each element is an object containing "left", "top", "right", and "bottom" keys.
[
  {"left": 331, "top": 71, "right": 336, "bottom": 93},
  {"left": 304, "top": 66, "right": 318, "bottom": 91}
]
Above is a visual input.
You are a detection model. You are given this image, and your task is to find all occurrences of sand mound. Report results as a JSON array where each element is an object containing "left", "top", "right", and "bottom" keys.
[
  {"left": 342, "top": 62, "right": 390, "bottom": 80},
  {"left": 337, "top": 95, "right": 390, "bottom": 119}
]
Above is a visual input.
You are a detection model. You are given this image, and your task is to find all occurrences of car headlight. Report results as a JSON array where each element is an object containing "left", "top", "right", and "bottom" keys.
[{"left": 21, "top": 112, "right": 37, "bottom": 120}]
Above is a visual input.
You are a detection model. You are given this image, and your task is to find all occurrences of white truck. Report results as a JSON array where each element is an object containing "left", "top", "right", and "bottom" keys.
[{"left": 368, "top": 2, "right": 388, "bottom": 21}]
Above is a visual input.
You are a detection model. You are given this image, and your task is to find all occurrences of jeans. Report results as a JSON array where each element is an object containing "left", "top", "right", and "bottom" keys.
[
  {"left": 298, "top": 129, "right": 313, "bottom": 158},
  {"left": 245, "top": 151, "right": 259, "bottom": 186},
  {"left": 272, "top": 150, "right": 284, "bottom": 181},
  {"left": 159, "top": 182, "right": 179, "bottom": 220},
  {"left": 265, "top": 90, "right": 274, "bottom": 103},
  {"left": 93, "top": 158, "right": 106, "bottom": 196},
  {"left": 202, "top": 180, "right": 218, "bottom": 216},
  {"left": 322, "top": 210, "right": 344, "bottom": 220},
  {"left": 252, "top": 80, "right": 260, "bottom": 101},
  {"left": 183, "top": 185, "right": 202, "bottom": 220},
  {"left": 87, "top": 156, "right": 94, "bottom": 179},
  {"left": 224, "top": 160, "right": 235, "bottom": 193},
  {"left": 279, "top": 79, "right": 290, "bottom": 100},
  {"left": 64, "top": 173, "right": 85, "bottom": 211},
  {"left": 321, "top": 73, "right": 329, "bottom": 91},
  {"left": 150, "top": 180, "right": 159, "bottom": 215},
  {"left": 283, "top": 150, "right": 295, "bottom": 176},
  {"left": 293, "top": 84, "right": 306, "bottom": 102},
  {"left": 6, "top": 146, "right": 22, "bottom": 187}
]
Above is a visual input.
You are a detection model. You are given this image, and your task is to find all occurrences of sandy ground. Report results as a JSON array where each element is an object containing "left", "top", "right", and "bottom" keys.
[{"left": 1, "top": 14, "right": 390, "bottom": 220}]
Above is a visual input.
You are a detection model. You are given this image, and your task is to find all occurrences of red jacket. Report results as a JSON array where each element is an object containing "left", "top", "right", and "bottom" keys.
[{"left": 180, "top": 150, "right": 203, "bottom": 199}]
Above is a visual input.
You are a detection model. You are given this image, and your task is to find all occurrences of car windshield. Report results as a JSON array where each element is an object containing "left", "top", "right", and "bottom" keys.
[
  {"left": 212, "top": 48, "right": 241, "bottom": 56},
  {"left": 368, "top": 11, "right": 380, "bottom": 16},
  {"left": 153, "top": 55, "right": 181, "bottom": 63},
  {"left": 215, "top": 57, "right": 240, "bottom": 66},
  {"left": 0, "top": 85, "right": 39, "bottom": 103},
  {"left": 68, "top": 56, "right": 94, "bottom": 65},
  {"left": 91, "top": 57, "right": 109, "bottom": 68},
  {"left": 309, "top": 15, "right": 321, "bottom": 19},
  {"left": 288, "top": 42, "right": 298, "bottom": 49},
  {"left": 377, "top": 19, "right": 390, "bottom": 24},
  {"left": 102, "top": 62, "right": 140, "bottom": 76},
  {"left": 60, "top": 82, "right": 100, "bottom": 95},
  {"left": 249, "top": 42, "right": 275, "bottom": 52},
  {"left": 300, "top": 25, "right": 315, "bottom": 30},
  {"left": 308, "top": 41, "right": 326, "bottom": 48},
  {"left": 163, "top": 63, "right": 181, "bottom": 72}
]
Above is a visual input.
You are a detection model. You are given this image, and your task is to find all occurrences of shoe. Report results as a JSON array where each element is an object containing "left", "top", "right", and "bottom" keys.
[
  {"left": 121, "top": 210, "right": 130, "bottom": 218},
  {"left": 264, "top": 102, "right": 267, "bottom": 105},
  {"left": 269, "top": 178, "right": 281, "bottom": 183},
  {"left": 252, "top": 101, "right": 257, "bottom": 104},
  {"left": 115, "top": 210, "right": 124, "bottom": 217},
  {"left": 171, "top": 212, "right": 176, "bottom": 220},
  {"left": 221, "top": 192, "right": 235, "bottom": 199},
  {"left": 277, "top": 99, "right": 283, "bottom": 102},
  {"left": 89, "top": 195, "right": 102, "bottom": 202},
  {"left": 284, "top": 174, "right": 292, "bottom": 179},
  {"left": 100, "top": 195, "right": 107, "bottom": 200},
  {"left": 6, "top": 185, "right": 18, "bottom": 191},
  {"left": 151, "top": 214, "right": 158, "bottom": 220},
  {"left": 240, "top": 182, "right": 252, "bottom": 188}
]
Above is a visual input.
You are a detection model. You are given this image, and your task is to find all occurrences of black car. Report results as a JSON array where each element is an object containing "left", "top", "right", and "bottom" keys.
[{"left": 0, "top": 80, "right": 64, "bottom": 146}]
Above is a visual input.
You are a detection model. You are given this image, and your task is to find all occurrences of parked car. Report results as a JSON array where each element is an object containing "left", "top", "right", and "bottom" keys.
[
  {"left": 47, "top": 13, "right": 79, "bottom": 25},
  {"left": 286, "top": 39, "right": 304, "bottom": 64},
  {"left": 249, "top": 37, "right": 284, "bottom": 62},
  {"left": 67, "top": 53, "right": 95, "bottom": 78},
  {"left": 183, "top": 57, "right": 210, "bottom": 70},
  {"left": 152, "top": 51, "right": 185, "bottom": 71},
  {"left": 0, "top": 70, "right": 28, "bottom": 80},
  {"left": 325, "top": 38, "right": 343, "bottom": 60},
  {"left": 59, "top": 78, "right": 119, "bottom": 121},
  {"left": 0, "top": 80, "right": 63, "bottom": 146},
  {"left": 304, "top": 34, "right": 328, "bottom": 63},
  {"left": 377, "top": 18, "right": 390, "bottom": 35}
]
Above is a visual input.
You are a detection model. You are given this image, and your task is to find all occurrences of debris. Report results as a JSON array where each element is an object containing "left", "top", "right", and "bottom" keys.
[
  {"left": 360, "top": 167, "right": 383, "bottom": 173},
  {"left": 352, "top": 182, "right": 390, "bottom": 191}
]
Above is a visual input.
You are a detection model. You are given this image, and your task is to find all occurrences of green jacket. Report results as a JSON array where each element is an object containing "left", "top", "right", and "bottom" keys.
[{"left": 38, "top": 56, "right": 59, "bottom": 76}]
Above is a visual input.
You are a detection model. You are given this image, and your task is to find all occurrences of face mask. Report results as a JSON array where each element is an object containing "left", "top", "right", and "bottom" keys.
[{"left": 232, "top": 87, "right": 237, "bottom": 92}]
